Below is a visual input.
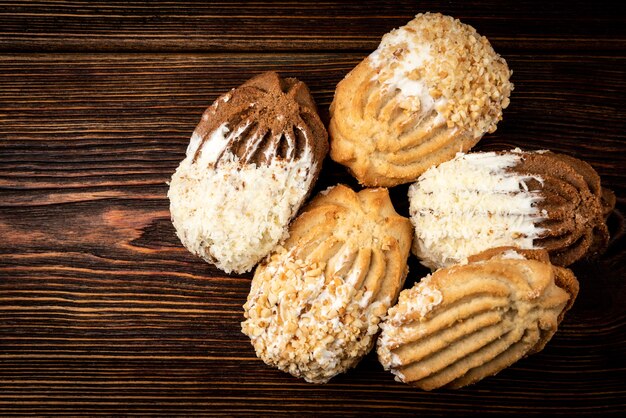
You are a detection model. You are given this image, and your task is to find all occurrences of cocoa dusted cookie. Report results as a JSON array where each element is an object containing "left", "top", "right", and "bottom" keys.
[
  {"left": 168, "top": 72, "right": 328, "bottom": 273},
  {"left": 329, "top": 13, "right": 513, "bottom": 187},
  {"left": 408, "top": 148, "right": 614, "bottom": 269},
  {"left": 377, "top": 247, "right": 578, "bottom": 390},
  {"left": 241, "top": 185, "right": 412, "bottom": 383}
]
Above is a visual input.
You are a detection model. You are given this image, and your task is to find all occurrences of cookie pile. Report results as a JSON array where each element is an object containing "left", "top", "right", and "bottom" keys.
[{"left": 168, "top": 13, "right": 614, "bottom": 390}]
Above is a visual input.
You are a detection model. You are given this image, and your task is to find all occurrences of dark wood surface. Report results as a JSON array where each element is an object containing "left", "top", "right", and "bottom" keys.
[{"left": 1, "top": 1, "right": 625, "bottom": 415}]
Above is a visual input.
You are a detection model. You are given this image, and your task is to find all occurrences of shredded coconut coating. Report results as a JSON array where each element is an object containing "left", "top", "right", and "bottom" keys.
[
  {"left": 408, "top": 151, "right": 546, "bottom": 270},
  {"left": 242, "top": 247, "right": 390, "bottom": 383},
  {"left": 168, "top": 150, "right": 313, "bottom": 274},
  {"left": 370, "top": 12, "right": 513, "bottom": 138}
]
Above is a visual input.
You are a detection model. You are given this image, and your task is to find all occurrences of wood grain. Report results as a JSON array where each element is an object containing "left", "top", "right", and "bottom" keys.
[
  {"left": 0, "top": 1, "right": 625, "bottom": 52},
  {"left": 1, "top": 53, "right": 625, "bottom": 198},
  {"left": 1, "top": 3, "right": 626, "bottom": 415}
]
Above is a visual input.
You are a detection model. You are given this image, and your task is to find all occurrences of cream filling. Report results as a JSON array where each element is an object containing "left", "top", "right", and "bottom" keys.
[
  {"left": 168, "top": 124, "right": 314, "bottom": 274},
  {"left": 408, "top": 151, "right": 546, "bottom": 270},
  {"left": 500, "top": 249, "right": 527, "bottom": 260},
  {"left": 369, "top": 24, "right": 447, "bottom": 123}
]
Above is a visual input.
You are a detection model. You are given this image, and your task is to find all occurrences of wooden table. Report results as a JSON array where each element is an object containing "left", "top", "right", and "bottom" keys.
[{"left": 1, "top": 1, "right": 625, "bottom": 415}]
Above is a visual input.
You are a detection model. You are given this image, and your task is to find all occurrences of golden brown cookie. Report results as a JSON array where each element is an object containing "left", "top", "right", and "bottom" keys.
[
  {"left": 377, "top": 247, "right": 578, "bottom": 390},
  {"left": 241, "top": 184, "right": 412, "bottom": 383},
  {"left": 467, "top": 246, "right": 579, "bottom": 324},
  {"left": 168, "top": 72, "right": 328, "bottom": 273},
  {"left": 329, "top": 13, "right": 512, "bottom": 187},
  {"left": 408, "top": 149, "right": 613, "bottom": 269}
]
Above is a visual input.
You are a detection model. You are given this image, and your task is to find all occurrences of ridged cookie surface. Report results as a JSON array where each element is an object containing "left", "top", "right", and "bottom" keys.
[
  {"left": 329, "top": 13, "right": 512, "bottom": 186},
  {"left": 377, "top": 247, "right": 578, "bottom": 390},
  {"left": 242, "top": 185, "right": 412, "bottom": 383},
  {"left": 168, "top": 72, "right": 328, "bottom": 273},
  {"left": 408, "top": 149, "right": 613, "bottom": 269}
]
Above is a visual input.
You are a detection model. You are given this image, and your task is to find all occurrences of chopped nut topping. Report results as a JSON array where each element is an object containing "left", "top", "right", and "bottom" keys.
[
  {"left": 242, "top": 247, "right": 390, "bottom": 383},
  {"left": 370, "top": 12, "right": 513, "bottom": 138}
]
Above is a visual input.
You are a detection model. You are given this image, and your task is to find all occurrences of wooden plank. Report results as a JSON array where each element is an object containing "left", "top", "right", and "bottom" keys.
[
  {"left": 1, "top": 52, "right": 625, "bottom": 414},
  {"left": 1, "top": 53, "right": 625, "bottom": 194},
  {"left": 0, "top": 1, "right": 624, "bottom": 52}
]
